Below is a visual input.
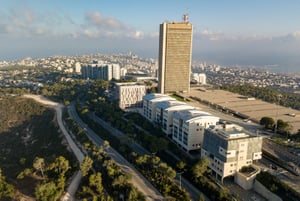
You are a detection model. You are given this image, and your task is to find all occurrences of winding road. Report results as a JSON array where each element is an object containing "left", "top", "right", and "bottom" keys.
[
  {"left": 23, "top": 95, "right": 84, "bottom": 201},
  {"left": 24, "top": 95, "right": 165, "bottom": 201}
]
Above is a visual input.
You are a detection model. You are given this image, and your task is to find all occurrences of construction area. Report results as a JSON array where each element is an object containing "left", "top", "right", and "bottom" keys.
[{"left": 180, "top": 87, "right": 300, "bottom": 134}]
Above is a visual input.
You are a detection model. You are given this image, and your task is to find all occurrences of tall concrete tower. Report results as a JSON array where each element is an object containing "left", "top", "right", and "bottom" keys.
[{"left": 158, "top": 15, "right": 193, "bottom": 94}]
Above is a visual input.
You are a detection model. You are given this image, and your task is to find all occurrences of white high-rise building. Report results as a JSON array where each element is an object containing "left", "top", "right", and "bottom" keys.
[
  {"left": 120, "top": 67, "right": 127, "bottom": 78},
  {"left": 172, "top": 109, "right": 219, "bottom": 152},
  {"left": 81, "top": 62, "right": 120, "bottom": 81},
  {"left": 191, "top": 73, "right": 206, "bottom": 85},
  {"left": 110, "top": 64, "right": 120, "bottom": 80},
  {"left": 75, "top": 62, "right": 81, "bottom": 73}
]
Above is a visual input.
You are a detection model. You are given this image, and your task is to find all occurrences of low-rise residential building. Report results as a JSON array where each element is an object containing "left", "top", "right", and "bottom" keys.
[
  {"left": 172, "top": 109, "right": 219, "bottom": 151},
  {"left": 142, "top": 93, "right": 175, "bottom": 122},
  {"left": 155, "top": 100, "right": 195, "bottom": 136},
  {"left": 201, "top": 123, "right": 263, "bottom": 182},
  {"left": 114, "top": 82, "right": 146, "bottom": 110}
]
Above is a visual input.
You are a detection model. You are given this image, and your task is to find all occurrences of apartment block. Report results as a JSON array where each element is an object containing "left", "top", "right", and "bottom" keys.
[
  {"left": 155, "top": 100, "right": 195, "bottom": 136},
  {"left": 142, "top": 93, "right": 175, "bottom": 122},
  {"left": 172, "top": 109, "right": 219, "bottom": 151},
  {"left": 81, "top": 61, "right": 120, "bottom": 81},
  {"left": 114, "top": 82, "right": 146, "bottom": 110},
  {"left": 201, "top": 123, "right": 263, "bottom": 181}
]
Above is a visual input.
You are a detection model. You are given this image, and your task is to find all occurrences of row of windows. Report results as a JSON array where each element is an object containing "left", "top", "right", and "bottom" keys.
[{"left": 192, "top": 144, "right": 201, "bottom": 147}]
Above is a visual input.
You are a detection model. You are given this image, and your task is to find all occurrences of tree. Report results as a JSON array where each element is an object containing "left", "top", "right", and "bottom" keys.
[
  {"left": 198, "top": 193, "right": 205, "bottom": 201},
  {"left": 277, "top": 119, "right": 292, "bottom": 134},
  {"left": 80, "top": 156, "right": 93, "bottom": 177},
  {"left": 112, "top": 174, "right": 129, "bottom": 188},
  {"left": 260, "top": 116, "right": 275, "bottom": 129},
  {"left": 158, "top": 162, "right": 176, "bottom": 179},
  {"left": 191, "top": 158, "right": 210, "bottom": 181},
  {"left": 0, "top": 169, "right": 15, "bottom": 199},
  {"left": 89, "top": 172, "right": 103, "bottom": 194},
  {"left": 48, "top": 156, "right": 70, "bottom": 176},
  {"left": 149, "top": 137, "right": 168, "bottom": 153},
  {"left": 35, "top": 181, "right": 61, "bottom": 201},
  {"left": 176, "top": 161, "right": 186, "bottom": 172},
  {"left": 128, "top": 187, "right": 146, "bottom": 201},
  {"left": 103, "top": 140, "right": 110, "bottom": 151},
  {"left": 33, "top": 157, "right": 46, "bottom": 179}
]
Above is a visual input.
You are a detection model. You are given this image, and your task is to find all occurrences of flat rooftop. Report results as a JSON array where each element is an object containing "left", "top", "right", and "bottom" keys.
[
  {"left": 182, "top": 87, "right": 300, "bottom": 134},
  {"left": 209, "top": 124, "right": 250, "bottom": 139}
]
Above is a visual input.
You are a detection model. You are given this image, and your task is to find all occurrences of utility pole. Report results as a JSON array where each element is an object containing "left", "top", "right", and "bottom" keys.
[{"left": 274, "top": 94, "right": 282, "bottom": 135}]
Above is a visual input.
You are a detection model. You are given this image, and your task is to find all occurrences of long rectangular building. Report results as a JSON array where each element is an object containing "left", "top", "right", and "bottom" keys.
[
  {"left": 81, "top": 62, "right": 120, "bottom": 81},
  {"left": 158, "top": 18, "right": 193, "bottom": 94}
]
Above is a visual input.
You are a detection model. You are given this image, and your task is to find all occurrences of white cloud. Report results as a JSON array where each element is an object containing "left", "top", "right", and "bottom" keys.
[
  {"left": 127, "top": 31, "right": 144, "bottom": 39},
  {"left": 194, "top": 29, "right": 225, "bottom": 41},
  {"left": 85, "top": 11, "right": 129, "bottom": 30}
]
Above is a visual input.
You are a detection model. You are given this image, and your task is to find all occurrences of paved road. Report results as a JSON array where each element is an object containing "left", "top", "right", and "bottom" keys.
[
  {"left": 89, "top": 111, "right": 210, "bottom": 201},
  {"left": 69, "top": 102, "right": 165, "bottom": 201},
  {"left": 23, "top": 95, "right": 84, "bottom": 201}
]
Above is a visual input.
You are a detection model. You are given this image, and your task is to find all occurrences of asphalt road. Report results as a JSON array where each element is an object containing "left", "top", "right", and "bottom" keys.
[
  {"left": 69, "top": 102, "right": 165, "bottom": 201},
  {"left": 88, "top": 111, "right": 210, "bottom": 201}
]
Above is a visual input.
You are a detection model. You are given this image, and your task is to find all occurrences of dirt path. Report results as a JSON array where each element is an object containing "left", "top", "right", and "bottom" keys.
[{"left": 23, "top": 94, "right": 84, "bottom": 201}]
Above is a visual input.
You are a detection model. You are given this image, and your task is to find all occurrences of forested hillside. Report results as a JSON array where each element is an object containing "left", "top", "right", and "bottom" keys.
[{"left": 0, "top": 95, "right": 75, "bottom": 200}]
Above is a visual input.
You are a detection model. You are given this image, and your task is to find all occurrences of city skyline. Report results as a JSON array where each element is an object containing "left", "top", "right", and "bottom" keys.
[{"left": 1, "top": 0, "right": 300, "bottom": 73}]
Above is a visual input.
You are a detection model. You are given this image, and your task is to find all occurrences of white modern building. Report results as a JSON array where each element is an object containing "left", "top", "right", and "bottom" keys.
[
  {"left": 155, "top": 100, "right": 195, "bottom": 136},
  {"left": 75, "top": 62, "right": 81, "bottom": 73},
  {"left": 191, "top": 73, "right": 207, "bottom": 85},
  {"left": 201, "top": 123, "right": 263, "bottom": 182},
  {"left": 143, "top": 94, "right": 175, "bottom": 122},
  {"left": 172, "top": 109, "right": 219, "bottom": 152},
  {"left": 114, "top": 83, "right": 146, "bottom": 110},
  {"left": 120, "top": 67, "right": 127, "bottom": 79}
]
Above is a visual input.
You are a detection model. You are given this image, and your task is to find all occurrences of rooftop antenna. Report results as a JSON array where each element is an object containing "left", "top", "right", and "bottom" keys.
[{"left": 183, "top": 13, "right": 189, "bottom": 23}]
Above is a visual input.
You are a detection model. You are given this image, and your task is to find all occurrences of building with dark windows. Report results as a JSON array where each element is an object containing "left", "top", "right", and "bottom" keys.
[
  {"left": 201, "top": 123, "right": 263, "bottom": 182},
  {"left": 81, "top": 61, "right": 120, "bottom": 81},
  {"left": 172, "top": 109, "right": 219, "bottom": 152},
  {"left": 114, "top": 82, "right": 146, "bottom": 110},
  {"left": 158, "top": 15, "right": 193, "bottom": 94}
]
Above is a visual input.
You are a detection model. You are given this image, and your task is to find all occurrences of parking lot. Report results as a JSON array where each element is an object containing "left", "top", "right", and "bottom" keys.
[{"left": 185, "top": 87, "right": 300, "bottom": 134}]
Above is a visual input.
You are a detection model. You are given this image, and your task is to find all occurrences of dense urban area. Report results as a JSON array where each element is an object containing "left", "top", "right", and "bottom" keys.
[
  {"left": 1, "top": 53, "right": 300, "bottom": 201},
  {"left": 1, "top": 54, "right": 300, "bottom": 93}
]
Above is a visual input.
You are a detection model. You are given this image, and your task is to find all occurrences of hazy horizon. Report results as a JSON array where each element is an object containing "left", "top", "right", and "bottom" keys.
[{"left": 1, "top": 0, "right": 300, "bottom": 73}]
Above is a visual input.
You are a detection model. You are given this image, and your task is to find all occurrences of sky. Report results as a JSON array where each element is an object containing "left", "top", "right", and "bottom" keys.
[{"left": 1, "top": 0, "right": 300, "bottom": 73}]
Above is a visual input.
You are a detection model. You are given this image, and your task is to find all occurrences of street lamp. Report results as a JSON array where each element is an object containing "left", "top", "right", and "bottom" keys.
[
  {"left": 176, "top": 161, "right": 186, "bottom": 189},
  {"left": 274, "top": 94, "right": 282, "bottom": 135},
  {"left": 178, "top": 171, "right": 183, "bottom": 189}
]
